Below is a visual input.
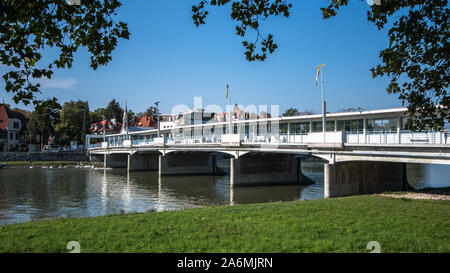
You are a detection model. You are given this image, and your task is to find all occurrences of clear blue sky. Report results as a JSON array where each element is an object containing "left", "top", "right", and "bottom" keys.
[{"left": 1, "top": 0, "right": 403, "bottom": 115}]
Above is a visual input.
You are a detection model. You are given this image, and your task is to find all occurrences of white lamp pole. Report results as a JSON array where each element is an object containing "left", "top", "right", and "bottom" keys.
[
  {"left": 155, "top": 101, "right": 160, "bottom": 138},
  {"left": 321, "top": 66, "right": 326, "bottom": 143}
]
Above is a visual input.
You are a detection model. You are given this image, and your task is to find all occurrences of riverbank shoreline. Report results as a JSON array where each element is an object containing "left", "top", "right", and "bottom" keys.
[
  {"left": 1, "top": 195, "right": 448, "bottom": 253},
  {"left": 380, "top": 187, "right": 450, "bottom": 201},
  {"left": 0, "top": 161, "right": 93, "bottom": 168}
]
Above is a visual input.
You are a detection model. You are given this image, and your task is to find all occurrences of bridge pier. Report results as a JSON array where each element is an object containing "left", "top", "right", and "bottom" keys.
[
  {"left": 104, "top": 153, "right": 128, "bottom": 168},
  {"left": 324, "top": 161, "right": 409, "bottom": 198},
  {"left": 230, "top": 153, "right": 314, "bottom": 186},
  {"left": 158, "top": 152, "right": 219, "bottom": 176},
  {"left": 128, "top": 153, "right": 159, "bottom": 171}
]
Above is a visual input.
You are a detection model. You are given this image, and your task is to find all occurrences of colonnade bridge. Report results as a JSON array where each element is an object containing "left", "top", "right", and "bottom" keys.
[{"left": 88, "top": 107, "right": 450, "bottom": 198}]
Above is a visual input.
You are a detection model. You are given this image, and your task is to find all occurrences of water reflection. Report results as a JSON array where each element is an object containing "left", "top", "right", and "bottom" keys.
[
  {"left": 407, "top": 164, "right": 450, "bottom": 189},
  {"left": 0, "top": 162, "right": 449, "bottom": 225}
]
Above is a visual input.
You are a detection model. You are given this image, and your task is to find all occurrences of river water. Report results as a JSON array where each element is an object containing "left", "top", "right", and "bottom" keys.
[{"left": 0, "top": 162, "right": 449, "bottom": 225}]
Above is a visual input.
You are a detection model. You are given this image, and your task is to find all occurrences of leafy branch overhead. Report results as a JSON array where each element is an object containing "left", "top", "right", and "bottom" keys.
[
  {"left": 192, "top": 0, "right": 292, "bottom": 61},
  {"left": 0, "top": 0, "right": 130, "bottom": 106},
  {"left": 194, "top": 0, "right": 449, "bottom": 130},
  {"left": 322, "top": 0, "right": 449, "bottom": 130}
]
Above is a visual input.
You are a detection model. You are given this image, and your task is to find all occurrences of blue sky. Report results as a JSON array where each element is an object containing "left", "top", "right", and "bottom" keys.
[{"left": 1, "top": 0, "right": 403, "bottom": 115}]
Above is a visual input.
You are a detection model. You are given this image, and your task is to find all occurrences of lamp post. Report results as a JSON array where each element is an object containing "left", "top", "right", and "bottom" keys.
[
  {"left": 102, "top": 115, "right": 106, "bottom": 142},
  {"left": 316, "top": 64, "right": 326, "bottom": 143},
  {"left": 154, "top": 101, "right": 160, "bottom": 138},
  {"left": 321, "top": 66, "right": 326, "bottom": 143}
]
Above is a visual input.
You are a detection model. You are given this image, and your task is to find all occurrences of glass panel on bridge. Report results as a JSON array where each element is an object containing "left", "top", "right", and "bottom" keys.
[
  {"left": 367, "top": 118, "right": 398, "bottom": 132},
  {"left": 288, "top": 122, "right": 310, "bottom": 135},
  {"left": 312, "top": 121, "right": 335, "bottom": 132},
  {"left": 337, "top": 119, "right": 363, "bottom": 133}
]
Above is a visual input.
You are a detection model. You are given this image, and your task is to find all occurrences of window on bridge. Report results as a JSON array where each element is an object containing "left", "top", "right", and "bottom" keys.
[
  {"left": 337, "top": 119, "right": 363, "bottom": 133},
  {"left": 289, "top": 122, "right": 310, "bottom": 135},
  {"left": 312, "top": 121, "right": 335, "bottom": 132},
  {"left": 280, "top": 123, "right": 288, "bottom": 135},
  {"left": 367, "top": 118, "right": 398, "bottom": 132}
]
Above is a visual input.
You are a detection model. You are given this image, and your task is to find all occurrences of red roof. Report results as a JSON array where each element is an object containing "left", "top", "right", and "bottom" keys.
[
  {"left": 0, "top": 104, "right": 28, "bottom": 132},
  {"left": 0, "top": 104, "right": 9, "bottom": 130},
  {"left": 89, "top": 119, "right": 122, "bottom": 134},
  {"left": 131, "top": 116, "right": 157, "bottom": 128}
]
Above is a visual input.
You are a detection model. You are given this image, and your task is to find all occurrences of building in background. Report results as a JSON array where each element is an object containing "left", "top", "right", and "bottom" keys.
[
  {"left": 89, "top": 119, "right": 122, "bottom": 135},
  {"left": 131, "top": 116, "right": 157, "bottom": 129},
  {"left": 172, "top": 109, "right": 215, "bottom": 127},
  {"left": 0, "top": 104, "right": 30, "bottom": 152},
  {"left": 212, "top": 105, "right": 271, "bottom": 122}
]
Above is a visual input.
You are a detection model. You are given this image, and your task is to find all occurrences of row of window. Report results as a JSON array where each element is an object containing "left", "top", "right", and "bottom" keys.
[
  {"left": 286, "top": 118, "right": 403, "bottom": 134},
  {"left": 120, "top": 117, "right": 407, "bottom": 140}
]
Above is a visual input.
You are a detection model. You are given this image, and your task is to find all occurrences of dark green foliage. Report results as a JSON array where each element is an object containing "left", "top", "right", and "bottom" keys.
[
  {"left": 192, "top": 0, "right": 292, "bottom": 61},
  {"left": 195, "top": 0, "right": 449, "bottom": 130},
  {"left": 104, "top": 99, "right": 124, "bottom": 121},
  {"left": 55, "top": 100, "right": 89, "bottom": 145},
  {"left": 282, "top": 107, "right": 300, "bottom": 117},
  {"left": 0, "top": 0, "right": 130, "bottom": 106},
  {"left": 323, "top": 0, "right": 449, "bottom": 130},
  {"left": 27, "top": 97, "right": 61, "bottom": 144}
]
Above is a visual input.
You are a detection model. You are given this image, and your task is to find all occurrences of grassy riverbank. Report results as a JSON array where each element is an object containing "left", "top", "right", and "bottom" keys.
[
  {"left": 2, "top": 161, "right": 92, "bottom": 168},
  {"left": 0, "top": 195, "right": 448, "bottom": 253}
]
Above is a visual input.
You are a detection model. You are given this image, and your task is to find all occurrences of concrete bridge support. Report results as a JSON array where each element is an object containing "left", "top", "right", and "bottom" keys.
[
  {"left": 127, "top": 153, "right": 159, "bottom": 171},
  {"left": 324, "top": 161, "right": 408, "bottom": 198},
  {"left": 158, "top": 152, "right": 220, "bottom": 176},
  {"left": 104, "top": 153, "right": 128, "bottom": 168},
  {"left": 230, "top": 153, "right": 314, "bottom": 186},
  {"left": 89, "top": 154, "right": 105, "bottom": 167}
]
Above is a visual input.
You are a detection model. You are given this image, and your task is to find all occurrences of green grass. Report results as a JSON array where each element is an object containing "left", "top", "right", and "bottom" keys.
[
  {"left": 0, "top": 195, "right": 448, "bottom": 253},
  {"left": 3, "top": 161, "right": 91, "bottom": 168}
]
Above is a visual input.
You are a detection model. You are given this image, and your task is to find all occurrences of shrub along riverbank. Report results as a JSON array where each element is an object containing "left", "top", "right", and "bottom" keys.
[
  {"left": 1, "top": 161, "right": 92, "bottom": 168},
  {"left": 0, "top": 195, "right": 448, "bottom": 253}
]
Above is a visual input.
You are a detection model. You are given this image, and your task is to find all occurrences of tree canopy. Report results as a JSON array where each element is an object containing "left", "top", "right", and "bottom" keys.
[
  {"left": 282, "top": 107, "right": 300, "bottom": 117},
  {"left": 0, "top": 0, "right": 129, "bottom": 106},
  {"left": 55, "top": 100, "right": 89, "bottom": 145},
  {"left": 193, "top": 0, "right": 449, "bottom": 130},
  {"left": 27, "top": 97, "right": 61, "bottom": 144}
]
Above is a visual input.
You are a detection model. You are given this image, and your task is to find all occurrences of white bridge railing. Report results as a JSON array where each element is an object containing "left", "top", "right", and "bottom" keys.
[
  {"left": 89, "top": 130, "right": 449, "bottom": 149},
  {"left": 345, "top": 130, "right": 448, "bottom": 145}
]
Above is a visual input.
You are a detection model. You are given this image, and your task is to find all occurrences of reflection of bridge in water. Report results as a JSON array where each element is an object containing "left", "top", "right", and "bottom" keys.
[{"left": 88, "top": 107, "right": 450, "bottom": 198}]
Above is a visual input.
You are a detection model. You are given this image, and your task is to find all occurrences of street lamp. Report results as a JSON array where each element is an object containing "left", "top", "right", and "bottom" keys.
[
  {"left": 102, "top": 115, "right": 106, "bottom": 142},
  {"left": 154, "top": 101, "right": 160, "bottom": 138}
]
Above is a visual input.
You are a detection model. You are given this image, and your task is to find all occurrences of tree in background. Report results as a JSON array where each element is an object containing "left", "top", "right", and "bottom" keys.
[
  {"left": 27, "top": 97, "right": 61, "bottom": 147},
  {"left": 55, "top": 100, "right": 89, "bottom": 145},
  {"left": 193, "top": 0, "right": 449, "bottom": 130},
  {"left": 0, "top": 0, "right": 129, "bottom": 106},
  {"left": 104, "top": 99, "right": 124, "bottom": 121},
  {"left": 89, "top": 110, "right": 104, "bottom": 126},
  {"left": 136, "top": 106, "right": 159, "bottom": 119},
  {"left": 282, "top": 107, "right": 300, "bottom": 117},
  {"left": 90, "top": 99, "right": 134, "bottom": 125},
  {"left": 126, "top": 109, "right": 135, "bottom": 124}
]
